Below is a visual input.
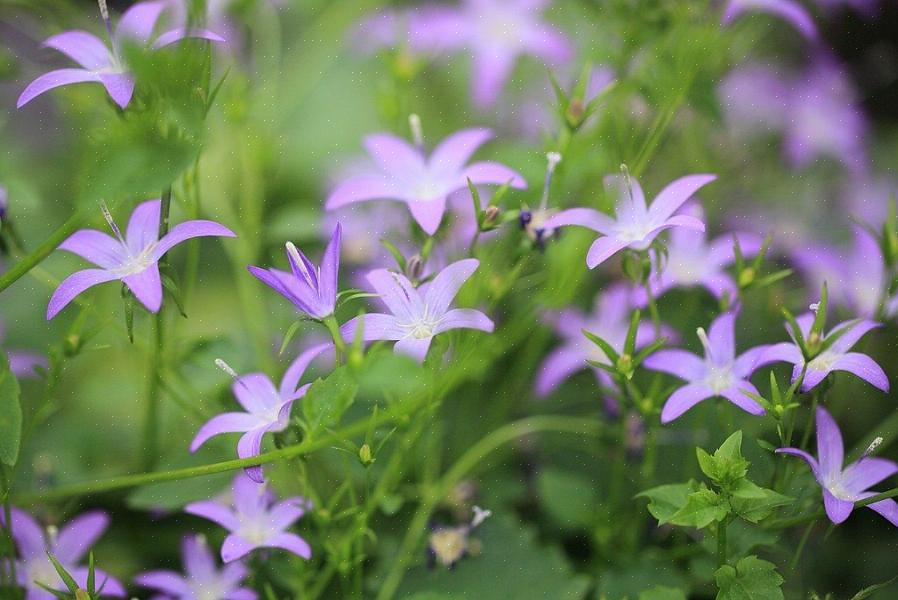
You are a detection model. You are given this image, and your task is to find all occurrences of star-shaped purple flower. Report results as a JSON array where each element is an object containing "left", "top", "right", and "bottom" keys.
[
  {"left": 644, "top": 312, "right": 774, "bottom": 423},
  {"left": 325, "top": 128, "right": 526, "bottom": 236},
  {"left": 191, "top": 343, "right": 329, "bottom": 483},
  {"left": 408, "top": 0, "right": 574, "bottom": 107},
  {"left": 134, "top": 535, "right": 257, "bottom": 600},
  {"left": 18, "top": 1, "right": 225, "bottom": 109},
  {"left": 185, "top": 473, "right": 312, "bottom": 563},
  {"left": 340, "top": 258, "right": 494, "bottom": 363},
  {"left": 535, "top": 285, "right": 661, "bottom": 397},
  {"left": 48, "top": 199, "right": 235, "bottom": 320},
  {"left": 248, "top": 224, "right": 342, "bottom": 321},
  {"left": 722, "top": 0, "right": 819, "bottom": 41},
  {"left": 761, "top": 313, "right": 889, "bottom": 393},
  {"left": 2, "top": 508, "right": 125, "bottom": 599},
  {"left": 542, "top": 174, "right": 713, "bottom": 268},
  {"left": 633, "top": 203, "right": 762, "bottom": 306},
  {"left": 777, "top": 407, "right": 898, "bottom": 526}
]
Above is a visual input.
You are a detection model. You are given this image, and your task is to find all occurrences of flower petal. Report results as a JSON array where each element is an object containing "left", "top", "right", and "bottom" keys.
[
  {"left": 226, "top": 588, "right": 259, "bottom": 600},
  {"left": 53, "top": 511, "right": 109, "bottom": 564},
  {"left": 47, "top": 268, "right": 119, "bottom": 320},
  {"left": 723, "top": 0, "right": 819, "bottom": 42},
  {"left": 816, "top": 407, "right": 844, "bottom": 483},
  {"left": 434, "top": 308, "right": 494, "bottom": 335},
  {"left": 831, "top": 352, "right": 889, "bottom": 392},
  {"left": 363, "top": 133, "right": 424, "bottom": 177},
  {"left": 429, "top": 128, "right": 493, "bottom": 175},
  {"left": 152, "top": 219, "right": 236, "bottom": 260},
  {"left": 17, "top": 68, "right": 101, "bottom": 108},
  {"left": 124, "top": 262, "right": 163, "bottom": 313},
  {"left": 643, "top": 349, "right": 706, "bottom": 382},
  {"left": 864, "top": 497, "right": 898, "bottom": 527},
  {"left": 660, "top": 382, "right": 714, "bottom": 424},
  {"left": 266, "top": 533, "right": 312, "bottom": 560},
  {"left": 648, "top": 174, "right": 716, "bottom": 223},
  {"left": 182, "top": 535, "right": 217, "bottom": 581},
  {"left": 586, "top": 236, "right": 629, "bottom": 269},
  {"left": 134, "top": 571, "right": 191, "bottom": 596},
  {"left": 340, "top": 313, "right": 405, "bottom": 343},
  {"left": 232, "top": 472, "right": 272, "bottom": 518},
  {"left": 828, "top": 319, "right": 881, "bottom": 354},
  {"left": 708, "top": 312, "right": 737, "bottom": 364},
  {"left": 153, "top": 28, "right": 227, "bottom": 48},
  {"left": 268, "top": 498, "right": 308, "bottom": 530},
  {"left": 407, "top": 197, "right": 447, "bottom": 235},
  {"left": 325, "top": 175, "right": 399, "bottom": 210},
  {"left": 115, "top": 0, "right": 166, "bottom": 46},
  {"left": 5, "top": 508, "right": 47, "bottom": 559},
  {"left": 126, "top": 199, "right": 161, "bottom": 255},
  {"left": 470, "top": 48, "right": 516, "bottom": 107},
  {"left": 460, "top": 161, "right": 527, "bottom": 189},
  {"left": 719, "top": 381, "right": 766, "bottom": 416},
  {"left": 280, "top": 343, "right": 331, "bottom": 399},
  {"left": 423, "top": 258, "right": 479, "bottom": 317},
  {"left": 394, "top": 336, "right": 432, "bottom": 363},
  {"left": 98, "top": 72, "right": 135, "bottom": 108},
  {"left": 365, "top": 269, "right": 422, "bottom": 320},
  {"left": 221, "top": 534, "right": 256, "bottom": 563},
  {"left": 58, "top": 229, "right": 126, "bottom": 269},
  {"left": 535, "top": 346, "right": 588, "bottom": 397},
  {"left": 823, "top": 488, "right": 853, "bottom": 524},
  {"left": 774, "top": 447, "right": 820, "bottom": 480},
  {"left": 190, "top": 412, "right": 261, "bottom": 452},
  {"left": 71, "top": 567, "right": 126, "bottom": 597},
  {"left": 233, "top": 374, "right": 281, "bottom": 414},
  {"left": 318, "top": 223, "right": 341, "bottom": 312},
  {"left": 758, "top": 342, "right": 803, "bottom": 366},
  {"left": 841, "top": 457, "right": 898, "bottom": 495},
  {"left": 44, "top": 31, "right": 113, "bottom": 70},
  {"left": 541, "top": 208, "right": 615, "bottom": 234},
  {"left": 238, "top": 428, "right": 268, "bottom": 483},
  {"left": 185, "top": 501, "right": 238, "bottom": 531}
]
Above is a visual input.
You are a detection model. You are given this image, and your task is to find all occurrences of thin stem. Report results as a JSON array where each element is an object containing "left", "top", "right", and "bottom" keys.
[
  {"left": 716, "top": 517, "right": 729, "bottom": 568},
  {"left": 323, "top": 315, "right": 346, "bottom": 366},
  {"left": 642, "top": 274, "right": 661, "bottom": 337},
  {"left": 788, "top": 521, "right": 815, "bottom": 575}
]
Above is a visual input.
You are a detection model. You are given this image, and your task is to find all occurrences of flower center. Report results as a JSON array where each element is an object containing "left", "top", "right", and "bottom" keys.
[
  {"left": 190, "top": 580, "right": 228, "bottom": 600},
  {"left": 239, "top": 518, "right": 272, "bottom": 545},
  {"left": 704, "top": 363, "right": 734, "bottom": 393},
  {"left": 111, "top": 242, "right": 156, "bottom": 276},
  {"left": 808, "top": 351, "right": 839, "bottom": 372},
  {"left": 408, "top": 318, "right": 438, "bottom": 339},
  {"left": 28, "top": 557, "right": 62, "bottom": 593}
]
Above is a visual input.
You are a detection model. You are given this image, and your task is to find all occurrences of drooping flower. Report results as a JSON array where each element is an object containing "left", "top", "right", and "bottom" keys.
[
  {"left": 542, "top": 173, "right": 713, "bottom": 268},
  {"left": 644, "top": 312, "right": 775, "bottom": 423},
  {"left": 1, "top": 319, "right": 47, "bottom": 379},
  {"left": 18, "top": 1, "right": 225, "bottom": 109},
  {"left": 777, "top": 407, "right": 898, "bottom": 526},
  {"left": 326, "top": 127, "right": 526, "bottom": 235},
  {"left": 134, "top": 535, "right": 257, "bottom": 600},
  {"left": 408, "top": 0, "right": 574, "bottom": 107},
  {"left": 185, "top": 473, "right": 313, "bottom": 563},
  {"left": 48, "top": 199, "right": 235, "bottom": 320},
  {"left": 2, "top": 508, "right": 126, "bottom": 599},
  {"left": 248, "top": 224, "right": 342, "bottom": 321},
  {"left": 633, "top": 204, "right": 762, "bottom": 306},
  {"left": 761, "top": 313, "right": 889, "bottom": 392},
  {"left": 340, "top": 258, "right": 494, "bottom": 363},
  {"left": 535, "top": 285, "right": 662, "bottom": 397},
  {"left": 722, "top": 0, "right": 819, "bottom": 41},
  {"left": 190, "top": 344, "right": 329, "bottom": 483}
]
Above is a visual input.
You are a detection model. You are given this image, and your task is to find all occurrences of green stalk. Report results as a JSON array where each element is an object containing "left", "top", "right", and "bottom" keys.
[
  {"left": 323, "top": 315, "right": 346, "bottom": 365},
  {"left": 716, "top": 516, "right": 729, "bottom": 567}
]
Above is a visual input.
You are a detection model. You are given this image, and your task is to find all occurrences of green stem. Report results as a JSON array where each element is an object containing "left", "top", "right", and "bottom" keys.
[
  {"left": 788, "top": 521, "right": 815, "bottom": 574},
  {"left": 375, "top": 416, "right": 606, "bottom": 600},
  {"left": 323, "top": 315, "right": 346, "bottom": 365},
  {"left": 642, "top": 275, "right": 661, "bottom": 337},
  {"left": 716, "top": 516, "right": 729, "bottom": 567}
]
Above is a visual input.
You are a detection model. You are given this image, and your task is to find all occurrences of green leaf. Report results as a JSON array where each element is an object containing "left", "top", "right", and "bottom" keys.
[
  {"left": 637, "top": 481, "right": 697, "bottom": 524},
  {"left": 537, "top": 467, "right": 598, "bottom": 529},
  {"left": 849, "top": 574, "right": 898, "bottom": 599},
  {"left": 714, "top": 555, "right": 784, "bottom": 600},
  {"left": 0, "top": 352, "right": 22, "bottom": 467},
  {"left": 581, "top": 329, "right": 619, "bottom": 364},
  {"left": 46, "top": 552, "right": 80, "bottom": 593},
  {"left": 728, "top": 479, "right": 792, "bottom": 523},
  {"left": 669, "top": 488, "right": 729, "bottom": 528},
  {"left": 639, "top": 586, "right": 688, "bottom": 600},
  {"left": 696, "top": 431, "right": 748, "bottom": 489},
  {"left": 302, "top": 366, "right": 358, "bottom": 432}
]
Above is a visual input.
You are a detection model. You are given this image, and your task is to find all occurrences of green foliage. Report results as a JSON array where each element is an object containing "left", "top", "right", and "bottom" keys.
[
  {"left": 302, "top": 366, "right": 358, "bottom": 433},
  {"left": 0, "top": 351, "right": 21, "bottom": 467},
  {"left": 713, "top": 555, "right": 784, "bottom": 600}
]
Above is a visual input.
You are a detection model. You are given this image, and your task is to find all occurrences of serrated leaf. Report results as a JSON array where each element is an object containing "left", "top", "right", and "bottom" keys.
[
  {"left": 302, "top": 366, "right": 358, "bottom": 432},
  {"left": 728, "top": 480, "right": 792, "bottom": 523},
  {"left": 637, "top": 481, "right": 697, "bottom": 524},
  {"left": 714, "top": 555, "right": 784, "bottom": 600},
  {"left": 697, "top": 432, "right": 748, "bottom": 489},
  {"left": 0, "top": 352, "right": 22, "bottom": 467},
  {"left": 669, "top": 488, "right": 729, "bottom": 528},
  {"left": 850, "top": 574, "right": 898, "bottom": 599}
]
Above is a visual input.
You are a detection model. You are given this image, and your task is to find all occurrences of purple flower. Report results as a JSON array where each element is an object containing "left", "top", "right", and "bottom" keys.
[
  {"left": 1, "top": 320, "right": 47, "bottom": 379},
  {"left": 408, "top": 0, "right": 574, "bottom": 107},
  {"left": 542, "top": 173, "right": 713, "bottom": 268},
  {"left": 340, "top": 258, "right": 494, "bottom": 363},
  {"left": 535, "top": 285, "right": 661, "bottom": 397},
  {"left": 633, "top": 204, "right": 762, "bottom": 306},
  {"left": 18, "top": 1, "right": 225, "bottom": 109},
  {"left": 190, "top": 344, "right": 329, "bottom": 483},
  {"left": 644, "top": 312, "right": 774, "bottom": 423},
  {"left": 326, "top": 128, "right": 526, "bottom": 236},
  {"left": 722, "top": 0, "right": 819, "bottom": 41},
  {"left": 185, "top": 473, "right": 312, "bottom": 563},
  {"left": 0, "top": 185, "right": 7, "bottom": 221},
  {"left": 776, "top": 407, "right": 898, "bottom": 526},
  {"left": 48, "top": 199, "right": 235, "bottom": 320},
  {"left": 134, "top": 535, "right": 257, "bottom": 600},
  {"left": 248, "top": 224, "right": 342, "bottom": 321},
  {"left": 2, "top": 508, "right": 125, "bottom": 599},
  {"left": 762, "top": 313, "right": 889, "bottom": 392}
]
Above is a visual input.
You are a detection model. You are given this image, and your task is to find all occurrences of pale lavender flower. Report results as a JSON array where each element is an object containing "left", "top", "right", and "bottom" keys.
[
  {"left": 2, "top": 508, "right": 125, "bottom": 599},
  {"left": 340, "top": 258, "right": 494, "bottom": 363},
  {"left": 542, "top": 173, "right": 713, "bottom": 268},
  {"left": 633, "top": 203, "right": 762, "bottom": 306},
  {"left": 535, "top": 285, "right": 661, "bottom": 397},
  {"left": 48, "top": 199, "right": 235, "bottom": 319},
  {"left": 1, "top": 320, "right": 47, "bottom": 379},
  {"left": 762, "top": 313, "right": 889, "bottom": 392},
  {"left": 248, "top": 224, "right": 342, "bottom": 321},
  {"left": 134, "top": 535, "right": 257, "bottom": 600},
  {"left": 644, "top": 312, "right": 775, "bottom": 423},
  {"left": 191, "top": 344, "right": 329, "bottom": 483},
  {"left": 777, "top": 407, "right": 898, "bottom": 526},
  {"left": 326, "top": 128, "right": 526, "bottom": 236},
  {"left": 18, "top": 1, "right": 225, "bottom": 109},
  {"left": 185, "top": 473, "right": 312, "bottom": 563},
  {"left": 722, "top": 0, "right": 819, "bottom": 41},
  {"left": 720, "top": 60, "right": 869, "bottom": 175},
  {"left": 408, "top": 0, "right": 574, "bottom": 107}
]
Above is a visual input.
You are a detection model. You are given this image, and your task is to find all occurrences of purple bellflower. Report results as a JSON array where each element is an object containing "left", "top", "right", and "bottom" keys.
[
  {"left": 248, "top": 224, "right": 342, "bottom": 321},
  {"left": 542, "top": 173, "right": 713, "bottom": 268},
  {"left": 191, "top": 344, "right": 329, "bottom": 483},
  {"left": 408, "top": 0, "right": 574, "bottom": 107},
  {"left": 722, "top": 0, "right": 819, "bottom": 41},
  {"left": 1, "top": 320, "right": 47, "bottom": 379},
  {"left": 48, "top": 199, "right": 235, "bottom": 320},
  {"left": 3, "top": 508, "right": 125, "bottom": 599},
  {"left": 185, "top": 473, "right": 313, "bottom": 563},
  {"left": 535, "top": 285, "right": 661, "bottom": 397},
  {"left": 761, "top": 313, "right": 889, "bottom": 393},
  {"left": 18, "top": 1, "right": 225, "bottom": 109},
  {"left": 633, "top": 203, "right": 762, "bottom": 306},
  {"left": 326, "top": 127, "right": 526, "bottom": 236},
  {"left": 777, "top": 407, "right": 898, "bottom": 526},
  {"left": 340, "top": 258, "right": 494, "bottom": 363},
  {"left": 644, "top": 312, "right": 774, "bottom": 423},
  {"left": 134, "top": 535, "right": 257, "bottom": 600}
]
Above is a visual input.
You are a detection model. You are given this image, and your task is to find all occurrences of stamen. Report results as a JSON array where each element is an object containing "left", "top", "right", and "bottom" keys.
[
  {"left": 471, "top": 505, "right": 492, "bottom": 528},
  {"left": 100, "top": 202, "right": 126, "bottom": 245},
  {"left": 286, "top": 242, "right": 316, "bottom": 288},
  {"left": 214, "top": 358, "right": 240, "bottom": 379},
  {"left": 409, "top": 113, "right": 424, "bottom": 150},
  {"left": 539, "top": 152, "right": 562, "bottom": 212},
  {"left": 97, "top": 0, "right": 113, "bottom": 37},
  {"left": 619, "top": 163, "right": 637, "bottom": 207},
  {"left": 696, "top": 327, "right": 714, "bottom": 361},
  {"left": 46, "top": 525, "right": 59, "bottom": 546},
  {"left": 809, "top": 302, "right": 820, "bottom": 313},
  {"left": 864, "top": 436, "right": 884, "bottom": 457}
]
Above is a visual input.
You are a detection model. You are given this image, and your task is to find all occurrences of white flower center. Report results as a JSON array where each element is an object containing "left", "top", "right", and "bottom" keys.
[
  {"left": 190, "top": 580, "right": 228, "bottom": 600},
  {"left": 704, "top": 363, "right": 734, "bottom": 393},
  {"left": 27, "top": 557, "right": 61, "bottom": 592},
  {"left": 238, "top": 517, "right": 272, "bottom": 545},
  {"left": 826, "top": 479, "right": 857, "bottom": 502},
  {"left": 111, "top": 242, "right": 157, "bottom": 276},
  {"left": 407, "top": 318, "right": 438, "bottom": 340},
  {"left": 808, "top": 351, "right": 839, "bottom": 372},
  {"left": 614, "top": 223, "right": 653, "bottom": 243}
]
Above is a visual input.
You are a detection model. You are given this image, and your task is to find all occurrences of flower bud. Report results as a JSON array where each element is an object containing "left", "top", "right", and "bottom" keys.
[
  {"left": 406, "top": 254, "right": 424, "bottom": 281},
  {"left": 738, "top": 267, "right": 755, "bottom": 288},
  {"left": 359, "top": 443, "right": 374, "bottom": 466},
  {"left": 75, "top": 590, "right": 90, "bottom": 600},
  {"left": 616, "top": 353, "right": 633, "bottom": 375},
  {"left": 482, "top": 206, "right": 501, "bottom": 229}
]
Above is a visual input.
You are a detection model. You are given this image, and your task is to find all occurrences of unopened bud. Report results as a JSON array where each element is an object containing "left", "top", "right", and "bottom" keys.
[
  {"left": 406, "top": 254, "right": 424, "bottom": 280},
  {"left": 482, "top": 206, "right": 500, "bottom": 228},
  {"left": 64, "top": 334, "right": 81, "bottom": 357},
  {"left": 75, "top": 590, "right": 90, "bottom": 600},
  {"left": 567, "top": 99, "right": 584, "bottom": 124},
  {"left": 738, "top": 267, "right": 755, "bottom": 288},
  {"left": 359, "top": 443, "right": 374, "bottom": 466},
  {"left": 616, "top": 353, "right": 633, "bottom": 375}
]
